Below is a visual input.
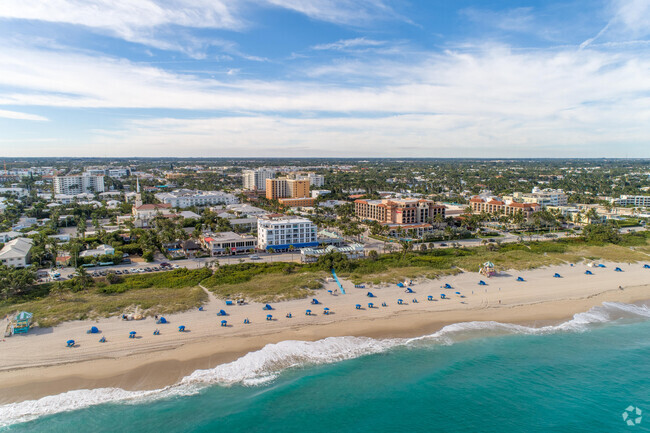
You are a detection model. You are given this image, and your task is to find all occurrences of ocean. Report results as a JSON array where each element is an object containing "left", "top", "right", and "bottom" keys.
[{"left": 2, "top": 301, "right": 650, "bottom": 432}]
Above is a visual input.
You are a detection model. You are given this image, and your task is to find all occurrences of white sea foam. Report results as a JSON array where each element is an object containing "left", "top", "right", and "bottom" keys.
[{"left": 1, "top": 302, "right": 648, "bottom": 428}]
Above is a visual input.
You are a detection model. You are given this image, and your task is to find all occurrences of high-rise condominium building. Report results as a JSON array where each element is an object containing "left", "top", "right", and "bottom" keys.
[
  {"left": 257, "top": 215, "right": 318, "bottom": 251},
  {"left": 242, "top": 168, "right": 275, "bottom": 191},
  {"left": 53, "top": 174, "right": 105, "bottom": 194}
]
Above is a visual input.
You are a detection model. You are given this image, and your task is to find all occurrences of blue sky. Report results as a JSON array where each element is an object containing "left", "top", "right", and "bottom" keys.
[{"left": 1, "top": 0, "right": 649, "bottom": 157}]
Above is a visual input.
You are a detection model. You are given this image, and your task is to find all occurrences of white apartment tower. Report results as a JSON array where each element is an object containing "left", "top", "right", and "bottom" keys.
[
  {"left": 53, "top": 174, "right": 105, "bottom": 194},
  {"left": 243, "top": 168, "right": 275, "bottom": 191}
]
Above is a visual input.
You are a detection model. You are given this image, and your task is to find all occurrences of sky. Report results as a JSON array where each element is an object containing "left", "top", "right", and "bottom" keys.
[{"left": 1, "top": 0, "right": 650, "bottom": 158}]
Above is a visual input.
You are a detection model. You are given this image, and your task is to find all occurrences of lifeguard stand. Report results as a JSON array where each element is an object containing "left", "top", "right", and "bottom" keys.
[
  {"left": 12, "top": 311, "right": 33, "bottom": 334},
  {"left": 479, "top": 261, "right": 497, "bottom": 278}
]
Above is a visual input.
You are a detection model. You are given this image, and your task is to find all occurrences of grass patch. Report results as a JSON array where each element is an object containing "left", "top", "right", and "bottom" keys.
[{"left": 206, "top": 271, "right": 326, "bottom": 303}]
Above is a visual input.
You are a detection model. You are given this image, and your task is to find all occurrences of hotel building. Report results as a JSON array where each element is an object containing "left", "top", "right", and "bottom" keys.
[
  {"left": 257, "top": 215, "right": 318, "bottom": 251},
  {"left": 354, "top": 198, "right": 446, "bottom": 225}
]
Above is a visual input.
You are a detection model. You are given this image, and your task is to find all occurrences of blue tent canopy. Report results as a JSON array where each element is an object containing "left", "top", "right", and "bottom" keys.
[
  {"left": 368, "top": 303, "right": 374, "bottom": 308},
  {"left": 355, "top": 304, "right": 361, "bottom": 309},
  {"left": 221, "top": 320, "right": 227, "bottom": 326},
  {"left": 444, "top": 283, "right": 452, "bottom": 289},
  {"left": 367, "top": 292, "right": 375, "bottom": 297},
  {"left": 478, "top": 280, "right": 486, "bottom": 286},
  {"left": 311, "top": 299, "right": 320, "bottom": 304},
  {"left": 178, "top": 325, "right": 185, "bottom": 331},
  {"left": 644, "top": 264, "right": 650, "bottom": 269},
  {"left": 585, "top": 270, "right": 593, "bottom": 275},
  {"left": 218, "top": 309, "right": 227, "bottom": 316},
  {"left": 516, "top": 276, "right": 525, "bottom": 281},
  {"left": 554, "top": 273, "right": 561, "bottom": 278},
  {"left": 427, "top": 295, "right": 433, "bottom": 301},
  {"left": 615, "top": 267, "right": 623, "bottom": 272},
  {"left": 157, "top": 317, "right": 167, "bottom": 324},
  {"left": 67, "top": 339, "right": 75, "bottom": 344},
  {"left": 263, "top": 304, "right": 273, "bottom": 310}
]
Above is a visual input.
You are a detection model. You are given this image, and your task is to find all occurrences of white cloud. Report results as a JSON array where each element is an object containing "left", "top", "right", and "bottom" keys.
[
  {"left": 263, "top": 0, "right": 397, "bottom": 25},
  {"left": 312, "top": 37, "right": 387, "bottom": 51},
  {"left": 0, "top": 109, "right": 49, "bottom": 121}
]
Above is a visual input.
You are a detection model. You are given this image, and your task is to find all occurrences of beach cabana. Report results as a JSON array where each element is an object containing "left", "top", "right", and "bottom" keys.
[
  {"left": 244, "top": 318, "right": 250, "bottom": 324},
  {"left": 615, "top": 267, "right": 623, "bottom": 272},
  {"left": 87, "top": 326, "right": 99, "bottom": 334},
  {"left": 178, "top": 325, "right": 186, "bottom": 332},
  {"left": 129, "top": 331, "right": 136, "bottom": 338},
  {"left": 478, "top": 280, "right": 487, "bottom": 286},
  {"left": 397, "top": 282, "right": 405, "bottom": 288},
  {"left": 443, "top": 283, "right": 452, "bottom": 289},
  {"left": 367, "top": 292, "right": 375, "bottom": 297},
  {"left": 221, "top": 320, "right": 228, "bottom": 327},
  {"left": 516, "top": 276, "right": 525, "bottom": 282},
  {"left": 585, "top": 270, "right": 593, "bottom": 275},
  {"left": 427, "top": 295, "right": 433, "bottom": 301},
  {"left": 263, "top": 304, "right": 273, "bottom": 310},
  {"left": 355, "top": 304, "right": 362, "bottom": 310},
  {"left": 397, "top": 299, "right": 403, "bottom": 305},
  {"left": 440, "top": 293, "right": 446, "bottom": 299},
  {"left": 266, "top": 314, "right": 273, "bottom": 321},
  {"left": 554, "top": 273, "right": 561, "bottom": 278},
  {"left": 217, "top": 309, "right": 227, "bottom": 316},
  {"left": 311, "top": 299, "right": 320, "bottom": 305},
  {"left": 66, "top": 339, "right": 75, "bottom": 347},
  {"left": 644, "top": 264, "right": 650, "bottom": 269},
  {"left": 405, "top": 287, "right": 414, "bottom": 293},
  {"left": 156, "top": 317, "right": 168, "bottom": 324},
  {"left": 306, "top": 309, "right": 312, "bottom": 316},
  {"left": 368, "top": 302, "right": 374, "bottom": 308},
  {"left": 324, "top": 307, "right": 330, "bottom": 315}
]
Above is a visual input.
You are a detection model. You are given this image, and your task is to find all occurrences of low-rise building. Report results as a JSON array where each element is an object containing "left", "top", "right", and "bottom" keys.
[
  {"left": 132, "top": 203, "right": 174, "bottom": 228},
  {"left": 201, "top": 232, "right": 257, "bottom": 256},
  {"left": 0, "top": 237, "right": 33, "bottom": 268},
  {"left": 278, "top": 197, "right": 316, "bottom": 207},
  {"left": 155, "top": 189, "right": 239, "bottom": 208},
  {"left": 257, "top": 215, "right": 318, "bottom": 251},
  {"left": 469, "top": 196, "right": 540, "bottom": 216},
  {"left": 79, "top": 244, "right": 115, "bottom": 258},
  {"left": 355, "top": 198, "right": 446, "bottom": 225},
  {"left": 503, "top": 188, "right": 568, "bottom": 208},
  {"left": 613, "top": 195, "right": 650, "bottom": 207},
  {"left": 300, "top": 243, "right": 364, "bottom": 263}
]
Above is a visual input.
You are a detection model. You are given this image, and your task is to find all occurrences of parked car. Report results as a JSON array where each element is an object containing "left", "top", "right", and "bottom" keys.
[
  {"left": 249, "top": 254, "right": 261, "bottom": 260},
  {"left": 122, "top": 258, "right": 131, "bottom": 264}
]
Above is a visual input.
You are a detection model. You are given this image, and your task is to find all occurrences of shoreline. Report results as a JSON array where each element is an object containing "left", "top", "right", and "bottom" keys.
[{"left": 1, "top": 261, "right": 649, "bottom": 404}]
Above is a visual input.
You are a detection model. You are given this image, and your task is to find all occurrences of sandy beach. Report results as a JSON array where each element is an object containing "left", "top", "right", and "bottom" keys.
[{"left": 1, "top": 261, "right": 649, "bottom": 404}]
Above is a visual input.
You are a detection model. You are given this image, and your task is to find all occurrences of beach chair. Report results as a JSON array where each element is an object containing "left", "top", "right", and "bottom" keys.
[
  {"left": 427, "top": 295, "right": 433, "bottom": 301},
  {"left": 178, "top": 325, "right": 186, "bottom": 332},
  {"left": 440, "top": 294, "right": 446, "bottom": 299},
  {"left": 306, "top": 309, "right": 312, "bottom": 316},
  {"left": 381, "top": 302, "right": 387, "bottom": 307},
  {"left": 99, "top": 336, "right": 106, "bottom": 343},
  {"left": 198, "top": 306, "right": 203, "bottom": 311},
  {"left": 368, "top": 303, "right": 374, "bottom": 308},
  {"left": 225, "top": 300, "right": 233, "bottom": 306},
  {"left": 644, "top": 264, "right": 650, "bottom": 269},
  {"left": 153, "top": 329, "right": 160, "bottom": 335},
  {"left": 397, "top": 299, "right": 403, "bottom": 305},
  {"left": 324, "top": 307, "right": 330, "bottom": 315},
  {"left": 66, "top": 339, "right": 75, "bottom": 347},
  {"left": 244, "top": 318, "right": 250, "bottom": 324},
  {"left": 221, "top": 320, "right": 228, "bottom": 327},
  {"left": 412, "top": 298, "right": 418, "bottom": 303},
  {"left": 286, "top": 313, "right": 292, "bottom": 318},
  {"left": 355, "top": 304, "right": 362, "bottom": 310},
  {"left": 516, "top": 276, "right": 525, "bottom": 282}
]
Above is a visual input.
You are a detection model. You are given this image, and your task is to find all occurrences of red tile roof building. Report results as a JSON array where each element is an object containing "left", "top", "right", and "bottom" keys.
[
  {"left": 354, "top": 198, "right": 446, "bottom": 225},
  {"left": 469, "top": 196, "right": 540, "bottom": 216}
]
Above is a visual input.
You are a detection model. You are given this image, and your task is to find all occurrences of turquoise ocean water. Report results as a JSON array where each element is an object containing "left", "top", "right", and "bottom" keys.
[{"left": 2, "top": 301, "right": 650, "bottom": 432}]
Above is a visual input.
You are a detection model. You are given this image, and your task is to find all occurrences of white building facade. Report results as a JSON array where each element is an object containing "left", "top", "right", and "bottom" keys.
[
  {"left": 257, "top": 216, "right": 318, "bottom": 251},
  {"left": 155, "top": 190, "right": 239, "bottom": 208},
  {"left": 53, "top": 174, "right": 105, "bottom": 194},
  {"left": 242, "top": 168, "right": 275, "bottom": 191}
]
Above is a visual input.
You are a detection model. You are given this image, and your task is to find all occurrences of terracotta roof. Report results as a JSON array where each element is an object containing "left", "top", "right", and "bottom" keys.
[
  {"left": 469, "top": 197, "right": 484, "bottom": 203},
  {"left": 486, "top": 199, "right": 505, "bottom": 205}
]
